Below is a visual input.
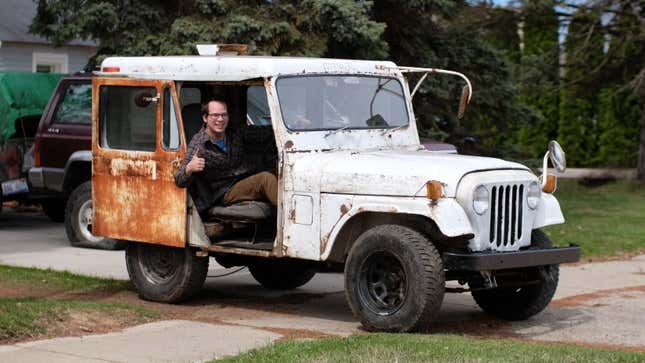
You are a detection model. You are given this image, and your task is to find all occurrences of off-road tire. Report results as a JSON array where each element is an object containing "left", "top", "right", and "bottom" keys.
[
  {"left": 65, "top": 181, "right": 126, "bottom": 250},
  {"left": 471, "top": 229, "right": 559, "bottom": 320},
  {"left": 126, "top": 242, "right": 209, "bottom": 303},
  {"left": 42, "top": 199, "right": 65, "bottom": 222},
  {"left": 249, "top": 260, "right": 316, "bottom": 290},
  {"left": 344, "top": 224, "right": 445, "bottom": 332}
]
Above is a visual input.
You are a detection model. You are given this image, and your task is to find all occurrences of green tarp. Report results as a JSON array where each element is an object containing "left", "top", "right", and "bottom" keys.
[{"left": 0, "top": 72, "right": 63, "bottom": 141}]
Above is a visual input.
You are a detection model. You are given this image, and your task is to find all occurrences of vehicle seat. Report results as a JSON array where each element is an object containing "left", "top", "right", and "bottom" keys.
[
  {"left": 182, "top": 103, "right": 203, "bottom": 142},
  {"left": 207, "top": 200, "right": 273, "bottom": 222}
]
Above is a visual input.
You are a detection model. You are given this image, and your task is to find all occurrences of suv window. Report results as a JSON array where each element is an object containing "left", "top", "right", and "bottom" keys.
[
  {"left": 53, "top": 83, "right": 92, "bottom": 125},
  {"left": 99, "top": 86, "right": 157, "bottom": 151}
]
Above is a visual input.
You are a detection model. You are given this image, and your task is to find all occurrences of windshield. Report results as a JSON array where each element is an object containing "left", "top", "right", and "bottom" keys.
[{"left": 276, "top": 75, "right": 409, "bottom": 131}]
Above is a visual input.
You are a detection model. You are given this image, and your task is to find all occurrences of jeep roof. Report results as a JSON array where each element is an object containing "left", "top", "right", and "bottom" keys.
[{"left": 96, "top": 56, "right": 399, "bottom": 81}]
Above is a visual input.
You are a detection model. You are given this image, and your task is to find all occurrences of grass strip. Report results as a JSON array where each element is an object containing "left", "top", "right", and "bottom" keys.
[
  {"left": 0, "top": 297, "right": 157, "bottom": 342},
  {"left": 545, "top": 179, "right": 645, "bottom": 258},
  {"left": 216, "top": 333, "right": 645, "bottom": 363},
  {"left": 0, "top": 265, "right": 131, "bottom": 292}
]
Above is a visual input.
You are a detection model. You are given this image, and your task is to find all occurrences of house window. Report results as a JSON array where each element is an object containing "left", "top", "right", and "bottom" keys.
[{"left": 32, "top": 52, "right": 68, "bottom": 73}]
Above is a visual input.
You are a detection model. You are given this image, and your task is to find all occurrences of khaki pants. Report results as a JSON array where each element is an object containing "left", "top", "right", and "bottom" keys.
[{"left": 223, "top": 171, "right": 278, "bottom": 206}]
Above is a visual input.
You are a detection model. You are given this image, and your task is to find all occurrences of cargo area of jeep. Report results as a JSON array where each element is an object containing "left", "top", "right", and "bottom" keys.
[{"left": 92, "top": 46, "right": 580, "bottom": 332}]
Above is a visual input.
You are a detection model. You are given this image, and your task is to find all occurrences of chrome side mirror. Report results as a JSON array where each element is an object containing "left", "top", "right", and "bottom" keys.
[
  {"left": 541, "top": 140, "right": 566, "bottom": 190},
  {"left": 457, "top": 85, "right": 471, "bottom": 119},
  {"left": 548, "top": 140, "right": 566, "bottom": 173}
]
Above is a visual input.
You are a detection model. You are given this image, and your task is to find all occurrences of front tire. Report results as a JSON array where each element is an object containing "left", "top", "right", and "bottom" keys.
[
  {"left": 126, "top": 242, "right": 209, "bottom": 303},
  {"left": 471, "top": 229, "right": 559, "bottom": 320},
  {"left": 344, "top": 225, "right": 445, "bottom": 332},
  {"left": 65, "top": 182, "right": 125, "bottom": 250},
  {"left": 249, "top": 260, "right": 316, "bottom": 290}
]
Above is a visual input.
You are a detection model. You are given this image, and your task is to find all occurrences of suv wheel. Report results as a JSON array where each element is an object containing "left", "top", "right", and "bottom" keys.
[
  {"left": 65, "top": 182, "right": 125, "bottom": 250},
  {"left": 126, "top": 242, "right": 209, "bottom": 303},
  {"left": 471, "top": 229, "right": 559, "bottom": 320},
  {"left": 249, "top": 260, "right": 316, "bottom": 290},
  {"left": 344, "top": 224, "right": 444, "bottom": 332}
]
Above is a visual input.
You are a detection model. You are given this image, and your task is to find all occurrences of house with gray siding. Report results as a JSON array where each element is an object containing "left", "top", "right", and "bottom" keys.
[{"left": 0, "top": 0, "right": 96, "bottom": 73}]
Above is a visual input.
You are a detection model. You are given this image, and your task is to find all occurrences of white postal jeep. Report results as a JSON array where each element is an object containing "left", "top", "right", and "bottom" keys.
[{"left": 91, "top": 47, "right": 580, "bottom": 332}]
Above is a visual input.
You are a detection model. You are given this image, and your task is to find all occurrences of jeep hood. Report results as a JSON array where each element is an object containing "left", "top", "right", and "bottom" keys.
[{"left": 289, "top": 149, "right": 530, "bottom": 197}]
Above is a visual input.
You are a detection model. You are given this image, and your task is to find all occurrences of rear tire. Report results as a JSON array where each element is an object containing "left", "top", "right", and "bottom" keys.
[
  {"left": 126, "top": 242, "right": 209, "bottom": 303},
  {"left": 344, "top": 224, "right": 444, "bottom": 332},
  {"left": 471, "top": 229, "right": 559, "bottom": 320},
  {"left": 65, "top": 181, "right": 125, "bottom": 250},
  {"left": 249, "top": 260, "right": 316, "bottom": 290}
]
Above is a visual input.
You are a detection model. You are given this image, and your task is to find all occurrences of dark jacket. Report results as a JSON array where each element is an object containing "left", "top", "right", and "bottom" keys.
[{"left": 174, "top": 128, "right": 255, "bottom": 214}]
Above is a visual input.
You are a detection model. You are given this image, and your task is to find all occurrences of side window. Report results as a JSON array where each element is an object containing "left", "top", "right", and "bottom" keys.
[
  {"left": 246, "top": 86, "right": 271, "bottom": 126},
  {"left": 53, "top": 83, "right": 92, "bottom": 125},
  {"left": 99, "top": 86, "right": 157, "bottom": 151},
  {"left": 162, "top": 88, "right": 180, "bottom": 150}
]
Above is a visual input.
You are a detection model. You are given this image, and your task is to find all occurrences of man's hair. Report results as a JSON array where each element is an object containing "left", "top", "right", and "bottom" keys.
[{"left": 201, "top": 99, "right": 228, "bottom": 116}]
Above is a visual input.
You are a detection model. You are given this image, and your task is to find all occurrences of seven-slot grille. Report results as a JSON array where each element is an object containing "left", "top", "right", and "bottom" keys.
[{"left": 489, "top": 184, "right": 524, "bottom": 248}]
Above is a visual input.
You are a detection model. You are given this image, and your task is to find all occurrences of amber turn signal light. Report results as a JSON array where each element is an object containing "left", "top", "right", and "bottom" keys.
[
  {"left": 102, "top": 67, "right": 120, "bottom": 73},
  {"left": 542, "top": 174, "right": 557, "bottom": 193},
  {"left": 426, "top": 180, "right": 443, "bottom": 201}
]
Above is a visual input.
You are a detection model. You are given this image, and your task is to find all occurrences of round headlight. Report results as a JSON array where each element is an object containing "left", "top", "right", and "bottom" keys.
[
  {"left": 527, "top": 181, "right": 541, "bottom": 209},
  {"left": 473, "top": 185, "right": 489, "bottom": 215}
]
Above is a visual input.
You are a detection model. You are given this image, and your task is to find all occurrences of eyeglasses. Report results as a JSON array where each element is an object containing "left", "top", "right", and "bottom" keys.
[{"left": 206, "top": 112, "right": 228, "bottom": 119}]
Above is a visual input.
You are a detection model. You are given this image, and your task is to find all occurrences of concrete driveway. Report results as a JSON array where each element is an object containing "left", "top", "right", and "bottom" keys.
[{"left": 1, "top": 207, "right": 644, "bottom": 362}]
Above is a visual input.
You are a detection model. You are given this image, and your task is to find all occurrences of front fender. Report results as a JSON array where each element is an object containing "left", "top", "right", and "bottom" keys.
[
  {"left": 320, "top": 195, "right": 473, "bottom": 260},
  {"left": 533, "top": 193, "right": 565, "bottom": 228}
]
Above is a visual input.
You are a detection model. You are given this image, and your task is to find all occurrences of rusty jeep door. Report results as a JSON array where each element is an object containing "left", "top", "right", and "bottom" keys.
[{"left": 92, "top": 79, "right": 187, "bottom": 247}]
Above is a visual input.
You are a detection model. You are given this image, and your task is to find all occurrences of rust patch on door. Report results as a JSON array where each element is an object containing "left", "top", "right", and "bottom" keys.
[
  {"left": 284, "top": 140, "right": 294, "bottom": 149},
  {"left": 109, "top": 158, "right": 157, "bottom": 179}
]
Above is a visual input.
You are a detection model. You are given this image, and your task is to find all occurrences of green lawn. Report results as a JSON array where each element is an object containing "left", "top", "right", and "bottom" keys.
[
  {"left": 0, "top": 265, "right": 131, "bottom": 291},
  {"left": 0, "top": 298, "right": 156, "bottom": 342},
  {"left": 0, "top": 265, "right": 153, "bottom": 343},
  {"left": 215, "top": 333, "right": 645, "bottom": 363},
  {"left": 544, "top": 179, "right": 645, "bottom": 258}
]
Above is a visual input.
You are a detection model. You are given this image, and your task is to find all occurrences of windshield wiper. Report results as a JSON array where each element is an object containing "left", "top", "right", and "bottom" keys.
[
  {"left": 380, "top": 124, "right": 407, "bottom": 135},
  {"left": 324, "top": 125, "right": 351, "bottom": 138}
]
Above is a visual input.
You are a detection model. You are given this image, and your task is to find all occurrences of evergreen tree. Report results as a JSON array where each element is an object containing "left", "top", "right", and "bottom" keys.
[
  {"left": 30, "top": 0, "right": 388, "bottom": 63},
  {"left": 557, "top": 8, "right": 604, "bottom": 166},
  {"left": 596, "top": 87, "right": 640, "bottom": 167},
  {"left": 516, "top": 0, "right": 561, "bottom": 157}
]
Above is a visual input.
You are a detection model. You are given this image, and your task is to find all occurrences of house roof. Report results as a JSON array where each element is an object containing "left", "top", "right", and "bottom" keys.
[
  {"left": 97, "top": 56, "right": 400, "bottom": 81},
  {"left": 0, "top": 0, "right": 95, "bottom": 47}
]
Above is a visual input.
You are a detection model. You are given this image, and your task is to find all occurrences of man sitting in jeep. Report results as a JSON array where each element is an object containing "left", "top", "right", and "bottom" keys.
[{"left": 174, "top": 99, "right": 277, "bottom": 216}]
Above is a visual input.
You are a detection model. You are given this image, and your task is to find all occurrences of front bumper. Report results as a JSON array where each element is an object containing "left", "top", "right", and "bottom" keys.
[{"left": 443, "top": 244, "right": 581, "bottom": 271}]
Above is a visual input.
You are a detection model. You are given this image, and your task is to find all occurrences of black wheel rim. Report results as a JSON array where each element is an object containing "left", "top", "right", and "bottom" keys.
[
  {"left": 358, "top": 251, "right": 408, "bottom": 316},
  {"left": 139, "top": 245, "right": 183, "bottom": 285}
]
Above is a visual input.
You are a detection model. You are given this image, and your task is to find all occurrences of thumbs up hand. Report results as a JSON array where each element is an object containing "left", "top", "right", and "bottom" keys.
[{"left": 186, "top": 147, "right": 205, "bottom": 175}]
